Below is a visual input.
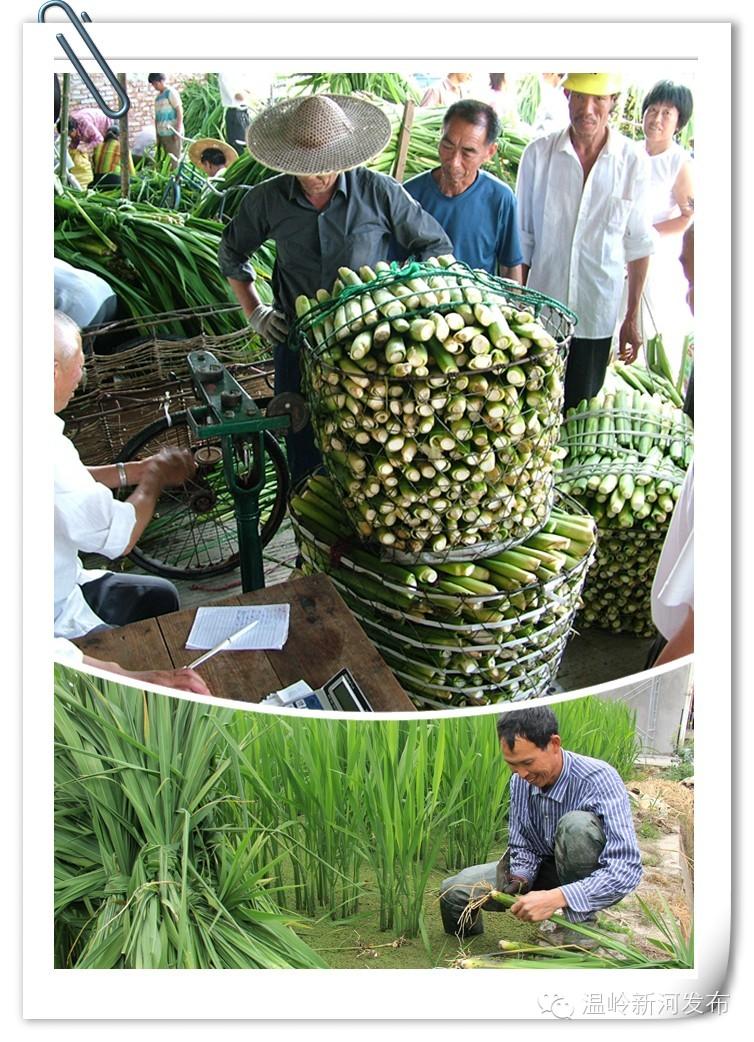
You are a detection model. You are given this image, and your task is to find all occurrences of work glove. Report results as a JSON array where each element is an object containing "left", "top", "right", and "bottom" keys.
[
  {"left": 248, "top": 304, "right": 289, "bottom": 345},
  {"left": 499, "top": 875, "right": 532, "bottom": 896}
]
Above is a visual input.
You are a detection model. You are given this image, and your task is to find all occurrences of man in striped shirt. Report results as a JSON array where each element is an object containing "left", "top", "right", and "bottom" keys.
[{"left": 440, "top": 706, "right": 642, "bottom": 942}]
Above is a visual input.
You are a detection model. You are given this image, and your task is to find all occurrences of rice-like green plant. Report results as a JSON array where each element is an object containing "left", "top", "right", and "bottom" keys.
[
  {"left": 439, "top": 714, "right": 510, "bottom": 872},
  {"left": 55, "top": 678, "right": 644, "bottom": 964},
  {"left": 54, "top": 191, "right": 275, "bottom": 335},
  {"left": 54, "top": 669, "right": 326, "bottom": 969},
  {"left": 557, "top": 697, "right": 641, "bottom": 780}
]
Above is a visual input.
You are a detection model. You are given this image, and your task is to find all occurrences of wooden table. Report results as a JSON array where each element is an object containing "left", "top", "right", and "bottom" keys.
[{"left": 74, "top": 573, "right": 415, "bottom": 712}]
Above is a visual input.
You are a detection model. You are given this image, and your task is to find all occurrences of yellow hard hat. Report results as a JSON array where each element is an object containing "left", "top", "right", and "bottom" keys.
[{"left": 562, "top": 73, "right": 623, "bottom": 96}]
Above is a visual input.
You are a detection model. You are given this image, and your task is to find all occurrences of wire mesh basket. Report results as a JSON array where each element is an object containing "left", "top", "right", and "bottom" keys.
[
  {"left": 293, "top": 259, "right": 575, "bottom": 561},
  {"left": 577, "top": 526, "right": 666, "bottom": 638},
  {"left": 60, "top": 305, "right": 274, "bottom": 465},
  {"left": 290, "top": 472, "right": 596, "bottom": 708},
  {"left": 554, "top": 365, "right": 693, "bottom": 636}
]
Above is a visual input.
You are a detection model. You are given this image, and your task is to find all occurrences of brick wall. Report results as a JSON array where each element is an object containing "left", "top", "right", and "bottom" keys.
[{"left": 64, "top": 72, "right": 207, "bottom": 136}]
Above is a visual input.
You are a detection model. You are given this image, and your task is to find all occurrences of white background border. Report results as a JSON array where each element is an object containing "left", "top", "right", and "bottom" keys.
[{"left": 7, "top": 2, "right": 744, "bottom": 1033}]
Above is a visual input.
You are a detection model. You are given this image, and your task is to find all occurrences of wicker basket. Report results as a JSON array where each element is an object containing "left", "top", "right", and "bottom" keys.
[{"left": 61, "top": 306, "right": 274, "bottom": 465}]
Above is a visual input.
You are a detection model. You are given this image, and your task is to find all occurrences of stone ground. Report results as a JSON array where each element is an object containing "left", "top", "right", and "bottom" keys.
[{"left": 600, "top": 773, "right": 693, "bottom": 953}]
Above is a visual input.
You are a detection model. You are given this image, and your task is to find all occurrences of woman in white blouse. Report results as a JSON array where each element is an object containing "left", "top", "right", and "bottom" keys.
[{"left": 639, "top": 80, "right": 695, "bottom": 378}]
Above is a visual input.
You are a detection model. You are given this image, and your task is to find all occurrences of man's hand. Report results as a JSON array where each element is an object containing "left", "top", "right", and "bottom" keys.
[
  {"left": 130, "top": 668, "right": 212, "bottom": 695},
  {"left": 88, "top": 658, "right": 213, "bottom": 696},
  {"left": 145, "top": 446, "right": 197, "bottom": 487},
  {"left": 617, "top": 314, "right": 642, "bottom": 364},
  {"left": 248, "top": 304, "right": 289, "bottom": 344},
  {"left": 510, "top": 888, "right": 566, "bottom": 922}
]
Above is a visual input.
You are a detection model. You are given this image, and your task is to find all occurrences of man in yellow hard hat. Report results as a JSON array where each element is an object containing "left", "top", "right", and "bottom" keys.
[{"left": 516, "top": 73, "right": 655, "bottom": 410}]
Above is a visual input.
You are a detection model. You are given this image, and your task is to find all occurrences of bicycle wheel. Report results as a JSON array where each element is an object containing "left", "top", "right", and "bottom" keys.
[
  {"left": 159, "top": 177, "right": 181, "bottom": 210},
  {"left": 116, "top": 411, "right": 289, "bottom": 579}
]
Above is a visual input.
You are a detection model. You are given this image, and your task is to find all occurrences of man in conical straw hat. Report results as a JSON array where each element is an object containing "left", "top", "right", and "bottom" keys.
[{"left": 219, "top": 93, "right": 452, "bottom": 484}]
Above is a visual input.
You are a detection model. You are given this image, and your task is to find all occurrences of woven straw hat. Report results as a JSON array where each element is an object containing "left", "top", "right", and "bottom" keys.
[
  {"left": 245, "top": 94, "right": 392, "bottom": 175},
  {"left": 188, "top": 137, "right": 239, "bottom": 169}
]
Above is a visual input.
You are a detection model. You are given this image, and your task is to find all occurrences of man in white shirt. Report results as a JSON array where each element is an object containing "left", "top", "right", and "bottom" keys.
[
  {"left": 218, "top": 72, "right": 270, "bottom": 153},
  {"left": 516, "top": 72, "right": 655, "bottom": 410},
  {"left": 54, "top": 311, "right": 196, "bottom": 640}
]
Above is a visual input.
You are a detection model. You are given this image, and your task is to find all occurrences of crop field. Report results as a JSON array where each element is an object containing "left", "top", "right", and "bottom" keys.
[{"left": 55, "top": 667, "right": 686, "bottom": 970}]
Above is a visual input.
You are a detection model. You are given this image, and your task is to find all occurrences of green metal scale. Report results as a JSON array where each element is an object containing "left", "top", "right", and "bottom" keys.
[{"left": 185, "top": 350, "right": 307, "bottom": 592}]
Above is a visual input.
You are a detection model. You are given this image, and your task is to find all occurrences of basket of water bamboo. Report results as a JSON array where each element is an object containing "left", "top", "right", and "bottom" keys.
[
  {"left": 293, "top": 257, "right": 576, "bottom": 562},
  {"left": 290, "top": 472, "right": 596, "bottom": 708},
  {"left": 556, "top": 364, "right": 693, "bottom": 636}
]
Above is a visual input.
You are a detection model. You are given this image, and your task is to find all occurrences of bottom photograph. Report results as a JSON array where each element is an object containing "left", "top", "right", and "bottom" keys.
[{"left": 54, "top": 665, "right": 693, "bottom": 971}]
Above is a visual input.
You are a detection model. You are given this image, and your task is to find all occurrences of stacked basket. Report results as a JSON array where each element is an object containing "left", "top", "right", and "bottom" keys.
[
  {"left": 556, "top": 362, "right": 694, "bottom": 638},
  {"left": 291, "top": 257, "right": 596, "bottom": 707}
]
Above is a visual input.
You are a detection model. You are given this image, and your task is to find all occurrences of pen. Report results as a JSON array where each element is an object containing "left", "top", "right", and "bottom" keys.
[{"left": 187, "top": 619, "right": 260, "bottom": 669}]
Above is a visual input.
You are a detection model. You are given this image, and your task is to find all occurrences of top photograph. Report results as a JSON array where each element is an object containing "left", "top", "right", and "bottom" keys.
[{"left": 53, "top": 66, "right": 695, "bottom": 712}]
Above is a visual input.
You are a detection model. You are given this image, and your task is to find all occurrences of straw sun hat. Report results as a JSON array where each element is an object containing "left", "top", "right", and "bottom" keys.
[
  {"left": 188, "top": 137, "right": 239, "bottom": 169},
  {"left": 245, "top": 94, "right": 392, "bottom": 176}
]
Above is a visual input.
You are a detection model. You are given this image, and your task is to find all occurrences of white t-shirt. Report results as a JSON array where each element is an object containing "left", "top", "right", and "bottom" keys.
[
  {"left": 53, "top": 637, "right": 84, "bottom": 666},
  {"left": 218, "top": 72, "right": 270, "bottom": 110},
  {"left": 531, "top": 83, "right": 570, "bottom": 137},
  {"left": 651, "top": 461, "right": 694, "bottom": 642},
  {"left": 54, "top": 415, "right": 136, "bottom": 639},
  {"left": 54, "top": 259, "right": 117, "bottom": 329}
]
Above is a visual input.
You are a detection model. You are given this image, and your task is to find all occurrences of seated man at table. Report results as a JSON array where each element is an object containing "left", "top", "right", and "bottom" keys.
[{"left": 54, "top": 310, "right": 196, "bottom": 640}]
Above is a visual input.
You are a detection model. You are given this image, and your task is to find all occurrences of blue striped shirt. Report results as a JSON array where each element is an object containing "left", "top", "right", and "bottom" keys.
[{"left": 508, "top": 749, "right": 642, "bottom": 920}]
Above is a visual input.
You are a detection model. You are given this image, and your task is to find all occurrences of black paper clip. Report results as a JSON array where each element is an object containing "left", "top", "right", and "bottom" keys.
[{"left": 38, "top": 1, "right": 130, "bottom": 119}]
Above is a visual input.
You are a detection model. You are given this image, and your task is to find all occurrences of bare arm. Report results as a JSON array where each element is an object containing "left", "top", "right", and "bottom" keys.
[
  {"left": 654, "top": 162, "right": 694, "bottom": 237},
  {"left": 617, "top": 255, "right": 650, "bottom": 363},
  {"left": 226, "top": 277, "right": 264, "bottom": 321},
  {"left": 499, "top": 264, "right": 522, "bottom": 284},
  {"left": 173, "top": 90, "right": 184, "bottom": 135},
  {"left": 654, "top": 608, "right": 694, "bottom": 666},
  {"left": 521, "top": 264, "right": 530, "bottom": 286},
  {"left": 81, "top": 656, "right": 212, "bottom": 695},
  {"left": 87, "top": 460, "right": 150, "bottom": 490}
]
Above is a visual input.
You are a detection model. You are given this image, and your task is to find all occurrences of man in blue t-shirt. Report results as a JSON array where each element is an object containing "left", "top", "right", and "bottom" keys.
[{"left": 404, "top": 99, "right": 523, "bottom": 280}]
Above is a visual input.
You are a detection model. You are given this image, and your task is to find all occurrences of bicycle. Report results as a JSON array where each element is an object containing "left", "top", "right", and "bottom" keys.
[
  {"left": 156, "top": 131, "right": 259, "bottom": 223},
  {"left": 115, "top": 408, "right": 289, "bottom": 580},
  {"left": 157, "top": 130, "right": 208, "bottom": 210}
]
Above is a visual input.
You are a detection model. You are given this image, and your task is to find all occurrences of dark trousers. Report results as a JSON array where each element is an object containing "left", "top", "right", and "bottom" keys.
[
  {"left": 564, "top": 336, "right": 613, "bottom": 412},
  {"left": 440, "top": 810, "right": 606, "bottom": 936},
  {"left": 274, "top": 340, "right": 322, "bottom": 488},
  {"left": 81, "top": 571, "right": 179, "bottom": 628},
  {"left": 225, "top": 107, "right": 250, "bottom": 153}
]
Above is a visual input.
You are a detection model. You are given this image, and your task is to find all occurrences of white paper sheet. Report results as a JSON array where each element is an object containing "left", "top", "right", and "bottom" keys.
[{"left": 185, "top": 604, "right": 290, "bottom": 651}]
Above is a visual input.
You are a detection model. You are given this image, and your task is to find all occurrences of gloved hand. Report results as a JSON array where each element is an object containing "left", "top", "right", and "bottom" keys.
[
  {"left": 248, "top": 304, "right": 289, "bottom": 344},
  {"left": 499, "top": 875, "right": 532, "bottom": 896}
]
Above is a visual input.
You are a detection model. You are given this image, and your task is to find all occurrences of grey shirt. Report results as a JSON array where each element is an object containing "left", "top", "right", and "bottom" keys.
[{"left": 218, "top": 167, "right": 453, "bottom": 319}]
